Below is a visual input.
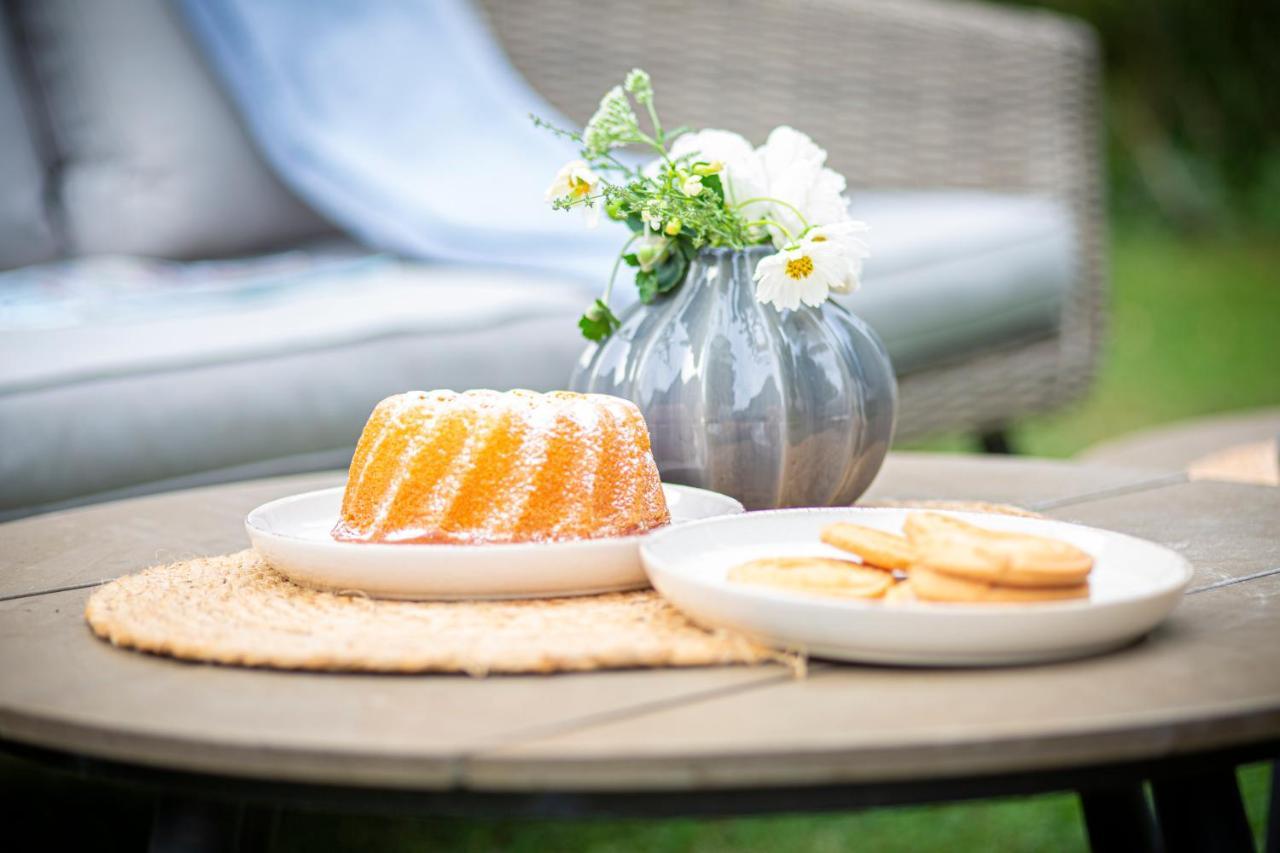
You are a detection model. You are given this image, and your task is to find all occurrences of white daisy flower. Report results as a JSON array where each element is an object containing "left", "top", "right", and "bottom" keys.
[
  {"left": 753, "top": 238, "right": 849, "bottom": 311},
  {"left": 545, "top": 159, "right": 603, "bottom": 226},
  {"left": 754, "top": 126, "right": 851, "bottom": 248},
  {"left": 803, "top": 221, "right": 870, "bottom": 294}
]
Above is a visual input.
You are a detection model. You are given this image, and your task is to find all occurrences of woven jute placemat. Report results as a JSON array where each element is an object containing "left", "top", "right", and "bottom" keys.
[
  {"left": 85, "top": 502, "right": 1036, "bottom": 675},
  {"left": 84, "top": 551, "right": 780, "bottom": 676}
]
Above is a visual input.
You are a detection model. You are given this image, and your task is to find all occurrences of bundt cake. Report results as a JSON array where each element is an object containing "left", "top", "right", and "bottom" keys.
[{"left": 332, "top": 390, "right": 671, "bottom": 544}]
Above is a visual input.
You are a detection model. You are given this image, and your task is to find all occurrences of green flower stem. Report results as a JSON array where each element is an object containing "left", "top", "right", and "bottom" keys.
[
  {"left": 601, "top": 152, "right": 636, "bottom": 177},
  {"left": 603, "top": 233, "right": 642, "bottom": 306},
  {"left": 743, "top": 218, "right": 794, "bottom": 244},
  {"left": 733, "top": 197, "right": 811, "bottom": 232},
  {"left": 645, "top": 101, "right": 664, "bottom": 144},
  {"left": 635, "top": 130, "right": 674, "bottom": 167},
  {"left": 554, "top": 193, "right": 607, "bottom": 213}
]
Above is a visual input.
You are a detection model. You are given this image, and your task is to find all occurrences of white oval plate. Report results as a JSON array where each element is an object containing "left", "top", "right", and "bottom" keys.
[
  {"left": 246, "top": 484, "right": 743, "bottom": 600},
  {"left": 641, "top": 508, "right": 1193, "bottom": 667}
]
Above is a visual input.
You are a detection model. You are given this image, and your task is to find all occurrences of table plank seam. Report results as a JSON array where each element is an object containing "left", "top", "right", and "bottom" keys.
[
  {"left": 464, "top": 667, "right": 817, "bottom": 760},
  {"left": 1187, "top": 566, "right": 1280, "bottom": 595},
  {"left": 0, "top": 579, "right": 107, "bottom": 603},
  {"left": 1030, "top": 472, "right": 1189, "bottom": 511}
]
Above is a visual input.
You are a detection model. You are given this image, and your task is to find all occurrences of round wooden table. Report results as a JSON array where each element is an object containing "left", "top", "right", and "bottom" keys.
[{"left": 1, "top": 453, "right": 1277, "bottom": 852}]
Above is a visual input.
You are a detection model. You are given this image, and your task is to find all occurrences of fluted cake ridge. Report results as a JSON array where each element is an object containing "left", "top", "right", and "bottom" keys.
[{"left": 333, "top": 389, "right": 670, "bottom": 544}]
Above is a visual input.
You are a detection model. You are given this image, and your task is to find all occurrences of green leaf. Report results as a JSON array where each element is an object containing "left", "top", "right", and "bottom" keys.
[
  {"left": 578, "top": 299, "right": 621, "bottom": 341},
  {"left": 636, "top": 241, "right": 691, "bottom": 303},
  {"left": 625, "top": 213, "right": 645, "bottom": 233},
  {"left": 653, "top": 250, "right": 688, "bottom": 293},
  {"left": 622, "top": 253, "right": 640, "bottom": 268},
  {"left": 701, "top": 173, "right": 724, "bottom": 203},
  {"left": 635, "top": 269, "right": 660, "bottom": 304}
]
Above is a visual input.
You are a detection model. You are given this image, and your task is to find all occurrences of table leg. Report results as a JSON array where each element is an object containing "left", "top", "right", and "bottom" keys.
[
  {"left": 238, "top": 804, "right": 279, "bottom": 853},
  {"left": 1152, "top": 770, "right": 1254, "bottom": 853},
  {"left": 1078, "top": 784, "right": 1161, "bottom": 853},
  {"left": 1267, "top": 762, "right": 1278, "bottom": 853},
  {"left": 149, "top": 796, "right": 277, "bottom": 853}
]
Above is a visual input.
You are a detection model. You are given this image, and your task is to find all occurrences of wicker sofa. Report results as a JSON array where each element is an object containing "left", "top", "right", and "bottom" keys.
[{"left": 0, "top": 0, "right": 1102, "bottom": 518}]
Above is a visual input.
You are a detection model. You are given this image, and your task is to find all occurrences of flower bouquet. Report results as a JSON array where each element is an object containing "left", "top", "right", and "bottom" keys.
[
  {"left": 540, "top": 70, "right": 894, "bottom": 511},
  {"left": 538, "top": 69, "right": 870, "bottom": 340}
]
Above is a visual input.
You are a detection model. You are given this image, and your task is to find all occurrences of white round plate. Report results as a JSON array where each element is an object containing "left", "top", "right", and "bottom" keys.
[
  {"left": 245, "top": 484, "right": 743, "bottom": 600},
  {"left": 641, "top": 508, "right": 1193, "bottom": 667}
]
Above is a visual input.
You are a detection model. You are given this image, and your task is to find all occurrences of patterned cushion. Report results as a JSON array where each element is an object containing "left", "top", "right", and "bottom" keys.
[
  {"left": 0, "top": 11, "right": 58, "bottom": 269},
  {"left": 11, "top": 0, "right": 332, "bottom": 259}
]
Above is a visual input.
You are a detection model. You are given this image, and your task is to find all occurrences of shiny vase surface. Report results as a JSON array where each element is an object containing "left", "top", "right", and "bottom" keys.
[{"left": 570, "top": 245, "right": 897, "bottom": 510}]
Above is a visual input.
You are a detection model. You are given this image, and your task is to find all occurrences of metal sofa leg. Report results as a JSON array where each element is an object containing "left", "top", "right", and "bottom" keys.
[{"left": 979, "top": 428, "right": 1016, "bottom": 455}]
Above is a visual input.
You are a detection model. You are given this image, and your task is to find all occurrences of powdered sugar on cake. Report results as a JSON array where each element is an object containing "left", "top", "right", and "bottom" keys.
[{"left": 332, "top": 390, "right": 670, "bottom": 544}]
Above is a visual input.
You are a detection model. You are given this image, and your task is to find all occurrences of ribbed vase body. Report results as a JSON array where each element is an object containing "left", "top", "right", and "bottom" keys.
[{"left": 570, "top": 246, "right": 897, "bottom": 510}]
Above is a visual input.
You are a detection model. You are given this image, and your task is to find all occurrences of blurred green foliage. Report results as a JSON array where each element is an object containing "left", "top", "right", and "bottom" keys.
[{"left": 1000, "top": 0, "right": 1280, "bottom": 233}]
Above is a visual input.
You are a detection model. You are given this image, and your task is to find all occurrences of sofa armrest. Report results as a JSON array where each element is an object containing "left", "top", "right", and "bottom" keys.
[{"left": 801, "top": 0, "right": 1106, "bottom": 400}]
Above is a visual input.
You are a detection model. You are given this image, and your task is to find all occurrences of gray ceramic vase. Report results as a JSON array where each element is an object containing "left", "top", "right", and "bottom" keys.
[{"left": 570, "top": 245, "right": 897, "bottom": 510}]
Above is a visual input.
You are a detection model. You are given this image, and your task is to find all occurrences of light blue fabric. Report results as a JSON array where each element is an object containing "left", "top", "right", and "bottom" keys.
[
  {"left": 0, "top": 246, "right": 384, "bottom": 331},
  {"left": 174, "top": 0, "right": 624, "bottom": 283}
]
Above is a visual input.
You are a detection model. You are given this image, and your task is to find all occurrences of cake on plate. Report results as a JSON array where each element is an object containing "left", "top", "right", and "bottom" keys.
[{"left": 333, "top": 390, "right": 671, "bottom": 544}]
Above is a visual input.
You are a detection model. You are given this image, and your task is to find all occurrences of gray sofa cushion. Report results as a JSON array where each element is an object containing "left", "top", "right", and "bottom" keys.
[
  {"left": 13, "top": 0, "right": 332, "bottom": 259},
  {"left": 0, "top": 191, "right": 1072, "bottom": 518},
  {"left": 0, "top": 12, "right": 59, "bottom": 269},
  {"left": 0, "top": 253, "right": 588, "bottom": 517},
  {"left": 846, "top": 192, "right": 1073, "bottom": 374}
]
